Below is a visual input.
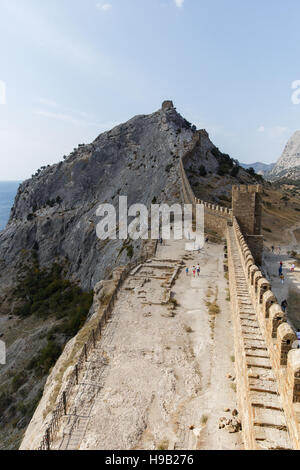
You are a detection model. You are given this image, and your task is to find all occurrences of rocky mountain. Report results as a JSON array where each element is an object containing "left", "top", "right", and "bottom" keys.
[
  {"left": 0, "top": 100, "right": 259, "bottom": 449},
  {"left": 269, "top": 131, "right": 300, "bottom": 180},
  {"left": 240, "top": 162, "right": 275, "bottom": 176},
  {"left": 0, "top": 101, "right": 192, "bottom": 293}
]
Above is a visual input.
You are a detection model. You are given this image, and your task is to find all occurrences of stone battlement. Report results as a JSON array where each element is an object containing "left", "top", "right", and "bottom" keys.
[
  {"left": 230, "top": 217, "right": 300, "bottom": 449},
  {"left": 232, "top": 184, "right": 262, "bottom": 194},
  {"left": 179, "top": 158, "right": 232, "bottom": 237}
]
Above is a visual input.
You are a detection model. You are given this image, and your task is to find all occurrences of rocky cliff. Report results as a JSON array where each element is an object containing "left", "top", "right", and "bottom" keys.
[
  {"left": 0, "top": 101, "right": 195, "bottom": 293},
  {"left": 269, "top": 131, "right": 300, "bottom": 180}
]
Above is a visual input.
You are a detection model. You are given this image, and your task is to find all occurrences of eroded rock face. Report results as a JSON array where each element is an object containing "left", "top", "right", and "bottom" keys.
[
  {"left": 270, "top": 131, "right": 300, "bottom": 180},
  {"left": 0, "top": 104, "right": 195, "bottom": 293}
]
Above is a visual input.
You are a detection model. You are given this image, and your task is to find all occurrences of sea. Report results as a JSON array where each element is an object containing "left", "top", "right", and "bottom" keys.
[{"left": 0, "top": 181, "right": 21, "bottom": 231}]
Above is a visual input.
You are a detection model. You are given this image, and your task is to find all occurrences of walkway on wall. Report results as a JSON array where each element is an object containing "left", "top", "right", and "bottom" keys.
[
  {"left": 227, "top": 226, "right": 292, "bottom": 450},
  {"left": 49, "top": 238, "right": 242, "bottom": 450}
]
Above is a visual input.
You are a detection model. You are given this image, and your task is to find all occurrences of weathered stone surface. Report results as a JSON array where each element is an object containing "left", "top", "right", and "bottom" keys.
[
  {"left": 0, "top": 104, "right": 195, "bottom": 292},
  {"left": 269, "top": 131, "right": 300, "bottom": 180}
]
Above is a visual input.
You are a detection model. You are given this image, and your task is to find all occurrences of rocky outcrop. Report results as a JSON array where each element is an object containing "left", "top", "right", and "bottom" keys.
[
  {"left": 269, "top": 131, "right": 300, "bottom": 180},
  {"left": 0, "top": 102, "right": 195, "bottom": 292}
]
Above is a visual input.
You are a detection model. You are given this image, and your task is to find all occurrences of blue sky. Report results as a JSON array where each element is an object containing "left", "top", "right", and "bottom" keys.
[{"left": 1, "top": 0, "right": 300, "bottom": 180}]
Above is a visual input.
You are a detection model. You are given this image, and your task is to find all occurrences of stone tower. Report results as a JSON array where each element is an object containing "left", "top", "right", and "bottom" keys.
[{"left": 232, "top": 184, "right": 263, "bottom": 265}]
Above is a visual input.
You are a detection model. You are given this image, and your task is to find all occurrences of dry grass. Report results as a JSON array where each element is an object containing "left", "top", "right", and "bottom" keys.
[
  {"left": 206, "top": 300, "right": 220, "bottom": 316},
  {"left": 206, "top": 288, "right": 213, "bottom": 298},
  {"left": 184, "top": 325, "right": 193, "bottom": 334},
  {"left": 169, "top": 297, "right": 179, "bottom": 308},
  {"left": 201, "top": 414, "right": 208, "bottom": 425},
  {"left": 157, "top": 439, "right": 169, "bottom": 450}
]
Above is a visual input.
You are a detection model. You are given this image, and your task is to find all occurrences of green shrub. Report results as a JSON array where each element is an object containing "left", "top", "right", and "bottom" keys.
[
  {"left": 126, "top": 245, "right": 134, "bottom": 259},
  {"left": 11, "top": 372, "right": 28, "bottom": 393},
  {"left": 29, "top": 341, "right": 62, "bottom": 376},
  {"left": 231, "top": 166, "right": 239, "bottom": 177},
  {"left": 246, "top": 167, "right": 256, "bottom": 176},
  {"left": 0, "top": 392, "right": 12, "bottom": 414},
  {"left": 199, "top": 165, "right": 207, "bottom": 177},
  {"left": 13, "top": 259, "right": 92, "bottom": 325}
]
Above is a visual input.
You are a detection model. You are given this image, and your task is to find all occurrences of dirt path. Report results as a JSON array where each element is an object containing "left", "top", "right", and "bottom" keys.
[{"left": 52, "top": 238, "right": 243, "bottom": 450}]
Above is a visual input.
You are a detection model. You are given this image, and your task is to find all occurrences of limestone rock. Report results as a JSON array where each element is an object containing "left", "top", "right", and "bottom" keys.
[{"left": 269, "top": 131, "right": 300, "bottom": 180}]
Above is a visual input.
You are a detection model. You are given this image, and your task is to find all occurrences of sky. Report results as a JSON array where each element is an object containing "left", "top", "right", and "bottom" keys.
[{"left": 1, "top": 0, "right": 300, "bottom": 180}]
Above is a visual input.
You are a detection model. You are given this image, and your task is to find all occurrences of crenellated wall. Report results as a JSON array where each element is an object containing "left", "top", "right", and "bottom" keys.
[
  {"left": 179, "top": 154, "right": 300, "bottom": 449},
  {"left": 232, "top": 217, "right": 300, "bottom": 449},
  {"left": 179, "top": 156, "right": 232, "bottom": 237}
]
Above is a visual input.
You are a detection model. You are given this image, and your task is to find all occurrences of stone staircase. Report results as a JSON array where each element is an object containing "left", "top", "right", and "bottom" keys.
[{"left": 228, "top": 226, "right": 292, "bottom": 450}]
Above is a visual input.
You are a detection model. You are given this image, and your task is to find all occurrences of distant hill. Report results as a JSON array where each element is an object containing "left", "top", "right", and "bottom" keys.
[
  {"left": 269, "top": 131, "right": 300, "bottom": 180},
  {"left": 240, "top": 162, "right": 275, "bottom": 176}
]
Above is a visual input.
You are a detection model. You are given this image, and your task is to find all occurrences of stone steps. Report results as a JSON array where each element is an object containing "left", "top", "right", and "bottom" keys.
[{"left": 228, "top": 227, "right": 292, "bottom": 450}]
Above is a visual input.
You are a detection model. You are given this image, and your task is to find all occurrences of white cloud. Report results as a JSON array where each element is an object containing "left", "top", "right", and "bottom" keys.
[
  {"left": 257, "top": 125, "right": 288, "bottom": 139},
  {"left": 39, "top": 98, "right": 58, "bottom": 108},
  {"left": 174, "top": 0, "right": 184, "bottom": 8},
  {"left": 96, "top": 3, "right": 112, "bottom": 11},
  {"left": 34, "top": 110, "right": 87, "bottom": 126},
  {"left": 34, "top": 108, "right": 102, "bottom": 127},
  {"left": 34, "top": 108, "right": 118, "bottom": 131}
]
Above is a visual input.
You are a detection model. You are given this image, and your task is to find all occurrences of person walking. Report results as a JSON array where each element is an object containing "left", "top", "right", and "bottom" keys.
[
  {"left": 297, "top": 330, "right": 300, "bottom": 349},
  {"left": 279, "top": 266, "right": 283, "bottom": 276},
  {"left": 185, "top": 267, "right": 189, "bottom": 276},
  {"left": 271, "top": 246, "right": 275, "bottom": 253},
  {"left": 281, "top": 299, "right": 288, "bottom": 313},
  {"left": 196, "top": 264, "right": 200, "bottom": 277},
  {"left": 192, "top": 266, "right": 196, "bottom": 278},
  {"left": 291, "top": 263, "right": 295, "bottom": 272},
  {"left": 280, "top": 273, "right": 285, "bottom": 284}
]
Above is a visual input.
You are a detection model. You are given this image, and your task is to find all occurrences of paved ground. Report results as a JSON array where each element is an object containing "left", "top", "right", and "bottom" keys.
[{"left": 51, "top": 238, "right": 243, "bottom": 450}]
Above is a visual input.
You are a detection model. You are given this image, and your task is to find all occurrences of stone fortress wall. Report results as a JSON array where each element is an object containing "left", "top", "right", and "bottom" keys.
[
  {"left": 179, "top": 156, "right": 232, "bottom": 237},
  {"left": 180, "top": 152, "right": 300, "bottom": 449}
]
